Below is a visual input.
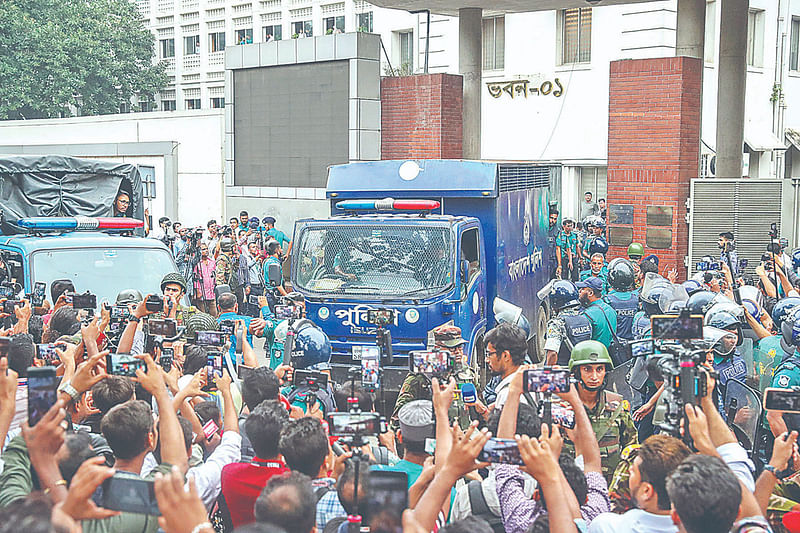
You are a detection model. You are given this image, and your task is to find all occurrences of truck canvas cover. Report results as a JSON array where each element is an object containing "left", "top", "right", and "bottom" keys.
[{"left": 0, "top": 155, "right": 143, "bottom": 234}]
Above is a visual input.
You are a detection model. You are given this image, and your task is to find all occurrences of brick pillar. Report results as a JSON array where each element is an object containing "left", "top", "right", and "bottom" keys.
[
  {"left": 380, "top": 74, "right": 463, "bottom": 160},
  {"left": 606, "top": 57, "right": 702, "bottom": 279}
]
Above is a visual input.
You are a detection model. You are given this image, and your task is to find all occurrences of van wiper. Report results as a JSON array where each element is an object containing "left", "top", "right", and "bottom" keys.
[{"left": 401, "top": 287, "right": 434, "bottom": 297}]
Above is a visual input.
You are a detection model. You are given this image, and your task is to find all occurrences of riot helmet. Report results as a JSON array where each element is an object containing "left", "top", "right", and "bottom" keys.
[
  {"left": 782, "top": 310, "right": 800, "bottom": 347},
  {"left": 568, "top": 340, "right": 613, "bottom": 392},
  {"left": 792, "top": 248, "right": 800, "bottom": 271},
  {"left": 607, "top": 258, "right": 636, "bottom": 292},
  {"left": 549, "top": 280, "right": 580, "bottom": 312},
  {"left": 588, "top": 238, "right": 609, "bottom": 256},
  {"left": 685, "top": 290, "right": 716, "bottom": 315},
  {"left": 681, "top": 279, "right": 703, "bottom": 296},
  {"left": 703, "top": 326, "right": 738, "bottom": 357},
  {"left": 772, "top": 297, "right": 800, "bottom": 331},
  {"left": 291, "top": 319, "right": 332, "bottom": 370},
  {"left": 705, "top": 308, "right": 743, "bottom": 346},
  {"left": 115, "top": 289, "right": 143, "bottom": 306},
  {"left": 493, "top": 297, "right": 532, "bottom": 339}
]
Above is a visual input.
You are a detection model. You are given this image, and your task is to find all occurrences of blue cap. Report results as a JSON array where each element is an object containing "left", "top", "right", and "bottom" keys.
[
  {"left": 642, "top": 254, "right": 660, "bottom": 267},
  {"left": 575, "top": 277, "right": 604, "bottom": 292},
  {"left": 262, "top": 216, "right": 276, "bottom": 225}
]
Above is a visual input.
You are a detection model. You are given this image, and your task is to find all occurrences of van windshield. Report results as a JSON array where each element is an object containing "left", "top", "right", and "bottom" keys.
[
  {"left": 294, "top": 224, "right": 453, "bottom": 298},
  {"left": 31, "top": 247, "right": 178, "bottom": 306}
]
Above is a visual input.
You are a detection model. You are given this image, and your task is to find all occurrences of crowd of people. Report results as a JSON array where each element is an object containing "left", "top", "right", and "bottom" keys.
[{"left": 4, "top": 197, "right": 800, "bottom": 533}]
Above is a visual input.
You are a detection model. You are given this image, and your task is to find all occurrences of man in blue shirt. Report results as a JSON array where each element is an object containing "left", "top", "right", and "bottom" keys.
[
  {"left": 263, "top": 216, "right": 292, "bottom": 256},
  {"left": 216, "top": 291, "right": 274, "bottom": 363},
  {"left": 576, "top": 277, "right": 617, "bottom": 351}
]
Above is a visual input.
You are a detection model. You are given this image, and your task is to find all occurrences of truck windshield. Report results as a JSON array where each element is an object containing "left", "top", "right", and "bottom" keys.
[
  {"left": 31, "top": 247, "right": 178, "bottom": 306},
  {"left": 294, "top": 224, "right": 453, "bottom": 297}
]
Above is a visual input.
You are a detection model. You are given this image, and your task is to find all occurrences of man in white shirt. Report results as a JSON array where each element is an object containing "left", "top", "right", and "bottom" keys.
[{"left": 485, "top": 323, "right": 531, "bottom": 411}]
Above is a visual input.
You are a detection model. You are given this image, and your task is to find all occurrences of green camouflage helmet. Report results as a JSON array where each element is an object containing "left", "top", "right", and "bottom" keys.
[
  {"left": 627, "top": 242, "right": 645, "bottom": 260},
  {"left": 160, "top": 272, "right": 187, "bottom": 293},
  {"left": 115, "top": 289, "right": 143, "bottom": 306},
  {"left": 568, "top": 340, "right": 613, "bottom": 371}
]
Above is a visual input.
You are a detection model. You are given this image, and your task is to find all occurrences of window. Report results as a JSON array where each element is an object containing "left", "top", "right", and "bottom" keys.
[
  {"left": 579, "top": 166, "right": 607, "bottom": 211},
  {"left": 482, "top": 16, "right": 505, "bottom": 70},
  {"left": 162, "top": 99, "right": 176, "bottom": 111},
  {"left": 210, "top": 97, "right": 224, "bottom": 108},
  {"left": 790, "top": 17, "right": 800, "bottom": 71},
  {"left": 324, "top": 15, "right": 345, "bottom": 34},
  {"left": 184, "top": 35, "right": 200, "bottom": 55},
  {"left": 139, "top": 99, "right": 157, "bottom": 112},
  {"left": 460, "top": 227, "right": 481, "bottom": 293},
  {"left": 185, "top": 98, "right": 201, "bottom": 109},
  {"left": 141, "top": 166, "right": 156, "bottom": 199},
  {"left": 264, "top": 24, "right": 282, "bottom": 41},
  {"left": 356, "top": 12, "right": 372, "bottom": 32},
  {"left": 399, "top": 30, "right": 413, "bottom": 70},
  {"left": 160, "top": 38, "right": 175, "bottom": 58},
  {"left": 292, "top": 20, "right": 312, "bottom": 38},
  {"left": 235, "top": 28, "right": 253, "bottom": 44},
  {"left": 559, "top": 7, "right": 592, "bottom": 64},
  {"left": 704, "top": 1, "right": 715, "bottom": 63},
  {"left": 119, "top": 101, "right": 131, "bottom": 113},
  {"left": 209, "top": 31, "right": 225, "bottom": 52},
  {"left": 747, "top": 9, "right": 764, "bottom": 67}
]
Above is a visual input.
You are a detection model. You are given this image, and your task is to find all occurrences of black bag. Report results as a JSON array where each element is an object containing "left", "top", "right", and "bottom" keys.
[
  {"left": 588, "top": 306, "right": 631, "bottom": 367},
  {"left": 466, "top": 480, "right": 505, "bottom": 533}
]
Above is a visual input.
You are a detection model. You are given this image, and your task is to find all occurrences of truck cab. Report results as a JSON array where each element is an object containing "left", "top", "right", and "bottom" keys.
[{"left": 291, "top": 160, "right": 556, "bottom": 391}]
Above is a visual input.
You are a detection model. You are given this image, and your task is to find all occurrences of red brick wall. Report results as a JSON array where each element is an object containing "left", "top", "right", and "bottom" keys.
[
  {"left": 607, "top": 57, "right": 702, "bottom": 280},
  {"left": 380, "top": 74, "right": 463, "bottom": 159}
]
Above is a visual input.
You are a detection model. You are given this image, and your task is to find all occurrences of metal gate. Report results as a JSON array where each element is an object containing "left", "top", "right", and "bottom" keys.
[{"left": 688, "top": 179, "right": 784, "bottom": 277}]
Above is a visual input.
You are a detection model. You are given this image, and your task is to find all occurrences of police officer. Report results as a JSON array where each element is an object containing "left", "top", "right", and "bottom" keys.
[
  {"left": 604, "top": 259, "right": 639, "bottom": 341},
  {"left": 543, "top": 280, "right": 592, "bottom": 366},
  {"left": 279, "top": 319, "right": 337, "bottom": 416},
  {"left": 548, "top": 208, "right": 561, "bottom": 279},
  {"left": 705, "top": 307, "right": 748, "bottom": 416},
  {"left": 749, "top": 297, "right": 800, "bottom": 391},
  {"left": 564, "top": 340, "right": 638, "bottom": 482},
  {"left": 391, "top": 325, "right": 478, "bottom": 430},
  {"left": 766, "top": 312, "right": 800, "bottom": 436},
  {"left": 632, "top": 282, "right": 676, "bottom": 340},
  {"left": 555, "top": 217, "right": 579, "bottom": 281},
  {"left": 576, "top": 277, "right": 617, "bottom": 351}
]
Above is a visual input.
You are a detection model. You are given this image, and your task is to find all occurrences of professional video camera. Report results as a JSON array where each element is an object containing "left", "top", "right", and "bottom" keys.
[{"left": 649, "top": 313, "right": 712, "bottom": 442}]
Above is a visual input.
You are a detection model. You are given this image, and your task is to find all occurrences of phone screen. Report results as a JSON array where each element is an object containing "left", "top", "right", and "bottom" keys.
[
  {"left": 551, "top": 404, "right": 576, "bottom": 429},
  {"left": 204, "top": 353, "right": 222, "bottom": 391},
  {"left": 27, "top": 368, "right": 58, "bottom": 426},
  {"left": 523, "top": 368, "right": 571, "bottom": 393},
  {"left": 196, "top": 331, "right": 225, "bottom": 346},
  {"left": 651, "top": 315, "right": 704, "bottom": 340},
  {"left": 36, "top": 344, "right": 60, "bottom": 365},
  {"left": 149, "top": 319, "right": 177, "bottom": 337},
  {"left": 101, "top": 475, "right": 161, "bottom": 516},
  {"left": 361, "top": 347, "right": 380, "bottom": 389},
  {"left": 327, "top": 412, "right": 380, "bottom": 436},
  {"left": 630, "top": 339, "right": 654, "bottom": 358},
  {"left": 71, "top": 293, "right": 97, "bottom": 310},
  {"left": 107, "top": 354, "right": 145, "bottom": 377},
  {"left": 764, "top": 388, "right": 800, "bottom": 413},
  {"left": 410, "top": 350, "right": 451, "bottom": 376},
  {"left": 363, "top": 470, "right": 408, "bottom": 533},
  {"left": 477, "top": 438, "right": 524, "bottom": 465},
  {"left": 32, "top": 282, "right": 46, "bottom": 307}
]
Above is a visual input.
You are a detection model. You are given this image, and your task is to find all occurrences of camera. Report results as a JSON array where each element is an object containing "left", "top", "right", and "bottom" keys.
[
  {"left": 696, "top": 260, "right": 721, "bottom": 272},
  {"left": 0, "top": 283, "right": 16, "bottom": 299},
  {"left": 275, "top": 304, "right": 302, "bottom": 320},
  {"left": 219, "top": 320, "right": 235, "bottom": 335},
  {"left": 367, "top": 308, "right": 396, "bottom": 326},
  {"left": 629, "top": 339, "right": 654, "bottom": 358},
  {"left": 3, "top": 299, "right": 21, "bottom": 314},
  {"left": 327, "top": 412, "right": 381, "bottom": 437},
  {"left": 145, "top": 294, "right": 163, "bottom": 313},
  {"left": 522, "top": 368, "right": 571, "bottom": 394},
  {"left": 650, "top": 314, "right": 703, "bottom": 340}
]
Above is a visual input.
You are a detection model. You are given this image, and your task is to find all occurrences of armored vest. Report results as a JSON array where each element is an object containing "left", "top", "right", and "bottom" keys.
[
  {"left": 558, "top": 312, "right": 593, "bottom": 365},
  {"left": 604, "top": 292, "right": 639, "bottom": 340}
]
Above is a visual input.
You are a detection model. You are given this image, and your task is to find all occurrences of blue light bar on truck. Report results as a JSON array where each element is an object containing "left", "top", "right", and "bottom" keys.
[
  {"left": 335, "top": 198, "right": 440, "bottom": 211},
  {"left": 16, "top": 217, "right": 144, "bottom": 231}
]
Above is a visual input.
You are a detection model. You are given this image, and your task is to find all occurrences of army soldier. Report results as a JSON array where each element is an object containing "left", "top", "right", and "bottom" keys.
[
  {"left": 543, "top": 280, "right": 592, "bottom": 366},
  {"left": 150, "top": 272, "right": 198, "bottom": 339},
  {"left": 563, "top": 340, "right": 638, "bottom": 482},
  {"left": 391, "top": 324, "right": 478, "bottom": 431}
]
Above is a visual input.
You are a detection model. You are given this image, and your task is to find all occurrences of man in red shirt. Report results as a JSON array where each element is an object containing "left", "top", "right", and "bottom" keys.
[{"left": 221, "top": 400, "right": 289, "bottom": 527}]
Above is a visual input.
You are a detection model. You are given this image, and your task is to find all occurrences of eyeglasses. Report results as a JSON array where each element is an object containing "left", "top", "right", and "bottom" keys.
[{"left": 484, "top": 349, "right": 497, "bottom": 358}]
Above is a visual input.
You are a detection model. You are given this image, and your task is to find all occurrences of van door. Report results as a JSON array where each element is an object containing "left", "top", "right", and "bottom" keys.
[{"left": 458, "top": 224, "right": 486, "bottom": 363}]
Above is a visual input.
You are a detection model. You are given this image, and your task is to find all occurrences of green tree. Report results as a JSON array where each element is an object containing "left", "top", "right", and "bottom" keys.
[{"left": 0, "top": 0, "right": 167, "bottom": 119}]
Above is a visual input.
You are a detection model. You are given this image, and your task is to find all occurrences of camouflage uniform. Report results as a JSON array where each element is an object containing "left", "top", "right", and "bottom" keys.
[
  {"left": 151, "top": 305, "right": 199, "bottom": 341},
  {"left": 390, "top": 324, "right": 479, "bottom": 430},
  {"left": 608, "top": 443, "right": 640, "bottom": 513},
  {"left": 563, "top": 390, "right": 638, "bottom": 483}
]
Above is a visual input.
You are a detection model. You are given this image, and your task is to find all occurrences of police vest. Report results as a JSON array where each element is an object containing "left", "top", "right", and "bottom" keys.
[
  {"left": 773, "top": 354, "right": 800, "bottom": 387},
  {"left": 558, "top": 312, "right": 593, "bottom": 365},
  {"left": 604, "top": 293, "right": 639, "bottom": 340}
]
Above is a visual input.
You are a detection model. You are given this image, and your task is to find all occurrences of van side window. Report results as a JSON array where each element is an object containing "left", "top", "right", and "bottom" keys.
[
  {"left": 460, "top": 228, "right": 481, "bottom": 284},
  {"left": 0, "top": 251, "right": 24, "bottom": 288}
]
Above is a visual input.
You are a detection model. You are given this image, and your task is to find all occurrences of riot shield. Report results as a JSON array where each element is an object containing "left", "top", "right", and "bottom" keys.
[
  {"left": 607, "top": 358, "right": 637, "bottom": 406},
  {"left": 724, "top": 378, "right": 763, "bottom": 453}
]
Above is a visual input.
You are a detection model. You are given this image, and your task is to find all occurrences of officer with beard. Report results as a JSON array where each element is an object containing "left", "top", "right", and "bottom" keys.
[{"left": 563, "top": 340, "right": 637, "bottom": 482}]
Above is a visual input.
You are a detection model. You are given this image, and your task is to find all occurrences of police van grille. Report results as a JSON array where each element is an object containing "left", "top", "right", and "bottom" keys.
[
  {"left": 689, "top": 179, "right": 783, "bottom": 277},
  {"left": 498, "top": 164, "right": 551, "bottom": 192}
]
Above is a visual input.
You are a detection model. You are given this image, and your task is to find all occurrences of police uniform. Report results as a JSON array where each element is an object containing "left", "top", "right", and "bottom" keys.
[
  {"left": 543, "top": 309, "right": 592, "bottom": 366},
  {"left": 563, "top": 390, "right": 638, "bottom": 482},
  {"left": 713, "top": 352, "right": 748, "bottom": 416},
  {"left": 583, "top": 299, "right": 617, "bottom": 350},
  {"left": 770, "top": 350, "right": 800, "bottom": 390},
  {"left": 579, "top": 267, "right": 609, "bottom": 293},
  {"left": 391, "top": 325, "right": 478, "bottom": 431},
  {"left": 754, "top": 335, "right": 793, "bottom": 392},
  {"left": 604, "top": 290, "right": 640, "bottom": 340},
  {"left": 631, "top": 310, "right": 651, "bottom": 340}
]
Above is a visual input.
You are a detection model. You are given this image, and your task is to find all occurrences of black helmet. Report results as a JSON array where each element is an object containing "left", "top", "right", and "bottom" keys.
[
  {"left": 160, "top": 272, "right": 187, "bottom": 293},
  {"left": 115, "top": 289, "right": 143, "bottom": 306},
  {"left": 607, "top": 258, "right": 636, "bottom": 292},
  {"left": 705, "top": 309, "right": 743, "bottom": 346},
  {"left": 782, "top": 311, "right": 800, "bottom": 347},
  {"left": 640, "top": 284, "right": 672, "bottom": 316},
  {"left": 550, "top": 280, "right": 580, "bottom": 312},
  {"left": 772, "top": 297, "right": 800, "bottom": 331},
  {"left": 685, "top": 290, "right": 716, "bottom": 315}
]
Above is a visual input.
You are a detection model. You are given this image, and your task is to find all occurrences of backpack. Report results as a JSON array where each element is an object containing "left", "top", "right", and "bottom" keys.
[
  {"left": 466, "top": 480, "right": 505, "bottom": 533},
  {"left": 285, "top": 384, "right": 337, "bottom": 415}
]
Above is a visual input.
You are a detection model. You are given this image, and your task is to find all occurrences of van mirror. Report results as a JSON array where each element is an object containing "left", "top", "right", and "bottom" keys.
[
  {"left": 267, "top": 262, "right": 282, "bottom": 287},
  {"left": 460, "top": 259, "right": 470, "bottom": 284}
]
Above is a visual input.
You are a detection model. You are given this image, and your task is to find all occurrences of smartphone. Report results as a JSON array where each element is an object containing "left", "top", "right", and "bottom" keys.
[
  {"left": 523, "top": 368, "right": 571, "bottom": 394},
  {"left": 36, "top": 343, "right": 61, "bottom": 365},
  {"left": 196, "top": 330, "right": 226, "bottom": 347},
  {"left": 361, "top": 352, "right": 381, "bottom": 390},
  {"left": 363, "top": 470, "right": 408, "bottom": 533},
  {"left": 327, "top": 412, "right": 381, "bottom": 437},
  {"left": 650, "top": 314, "right": 704, "bottom": 340},
  {"left": 629, "top": 339, "right": 654, "bottom": 358},
  {"left": 0, "top": 337, "right": 9, "bottom": 358},
  {"left": 409, "top": 350, "right": 452, "bottom": 376},
  {"left": 203, "top": 353, "right": 222, "bottom": 392},
  {"left": 107, "top": 353, "right": 145, "bottom": 377},
  {"left": 158, "top": 346, "right": 174, "bottom": 372},
  {"left": 111, "top": 305, "right": 131, "bottom": 320},
  {"left": 3, "top": 300, "right": 21, "bottom": 314},
  {"left": 31, "top": 282, "right": 46, "bottom": 307},
  {"left": 148, "top": 319, "right": 177, "bottom": 337},
  {"left": 477, "top": 437, "right": 524, "bottom": 465},
  {"left": 219, "top": 320, "right": 235, "bottom": 335},
  {"left": 201, "top": 418, "right": 220, "bottom": 440},
  {"left": 292, "top": 369, "right": 328, "bottom": 389},
  {"left": 367, "top": 309, "right": 396, "bottom": 325},
  {"left": 0, "top": 285, "right": 14, "bottom": 299},
  {"left": 275, "top": 304, "right": 301, "bottom": 320},
  {"left": 100, "top": 475, "right": 160, "bottom": 516},
  {"left": 237, "top": 364, "right": 254, "bottom": 380},
  {"left": 27, "top": 367, "right": 58, "bottom": 426},
  {"left": 145, "top": 294, "right": 164, "bottom": 312},
  {"left": 248, "top": 295, "right": 260, "bottom": 305},
  {"left": 551, "top": 404, "right": 576, "bottom": 429},
  {"left": 764, "top": 388, "right": 800, "bottom": 413},
  {"left": 71, "top": 292, "right": 97, "bottom": 310}
]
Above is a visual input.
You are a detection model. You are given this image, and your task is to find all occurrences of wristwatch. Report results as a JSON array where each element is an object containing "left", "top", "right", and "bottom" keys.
[
  {"left": 58, "top": 382, "right": 81, "bottom": 403},
  {"left": 763, "top": 464, "right": 791, "bottom": 479},
  {"left": 129, "top": 315, "right": 141, "bottom": 323}
]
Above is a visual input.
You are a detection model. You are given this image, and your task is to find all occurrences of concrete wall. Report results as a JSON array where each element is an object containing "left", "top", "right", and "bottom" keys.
[{"left": 0, "top": 111, "right": 224, "bottom": 227}]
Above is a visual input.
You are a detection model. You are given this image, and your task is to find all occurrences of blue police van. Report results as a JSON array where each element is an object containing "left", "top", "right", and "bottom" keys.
[{"left": 290, "top": 160, "right": 557, "bottom": 390}]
